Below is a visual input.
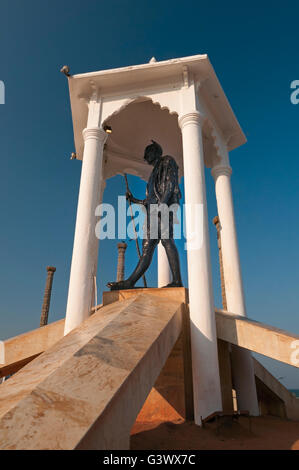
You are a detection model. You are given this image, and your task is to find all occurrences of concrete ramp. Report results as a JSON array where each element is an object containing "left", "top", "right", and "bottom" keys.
[
  {"left": 0, "top": 306, "right": 102, "bottom": 378},
  {"left": 216, "top": 309, "right": 299, "bottom": 367},
  {"left": 0, "top": 318, "right": 65, "bottom": 378},
  {"left": 0, "top": 293, "right": 184, "bottom": 450}
]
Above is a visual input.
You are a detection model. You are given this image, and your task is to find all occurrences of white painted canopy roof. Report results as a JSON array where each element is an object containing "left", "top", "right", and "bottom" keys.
[{"left": 66, "top": 54, "right": 246, "bottom": 170}]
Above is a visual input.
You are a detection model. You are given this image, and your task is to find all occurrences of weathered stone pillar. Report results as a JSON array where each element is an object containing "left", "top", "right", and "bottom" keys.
[
  {"left": 213, "top": 216, "right": 234, "bottom": 411},
  {"left": 40, "top": 266, "right": 56, "bottom": 327},
  {"left": 213, "top": 215, "right": 227, "bottom": 310},
  {"left": 116, "top": 242, "right": 127, "bottom": 282}
]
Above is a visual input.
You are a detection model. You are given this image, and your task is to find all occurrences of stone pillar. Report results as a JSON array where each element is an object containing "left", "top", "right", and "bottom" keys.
[
  {"left": 213, "top": 216, "right": 227, "bottom": 310},
  {"left": 179, "top": 111, "right": 222, "bottom": 424},
  {"left": 213, "top": 216, "right": 234, "bottom": 411},
  {"left": 157, "top": 242, "right": 171, "bottom": 287},
  {"left": 212, "top": 164, "right": 259, "bottom": 415},
  {"left": 116, "top": 242, "right": 127, "bottom": 282},
  {"left": 64, "top": 127, "right": 107, "bottom": 335},
  {"left": 40, "top": 266, "right": 56, "bottom": 327}
]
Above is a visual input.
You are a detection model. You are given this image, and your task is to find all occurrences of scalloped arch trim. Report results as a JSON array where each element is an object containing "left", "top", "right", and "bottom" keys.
[{"left": 102, "top": 94, "right": 180, "bottom": 126}]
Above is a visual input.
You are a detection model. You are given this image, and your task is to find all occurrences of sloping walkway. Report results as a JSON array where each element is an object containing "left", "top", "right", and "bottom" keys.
[{"left": 0, "top": 293, "right": 183, "bottom": 449}]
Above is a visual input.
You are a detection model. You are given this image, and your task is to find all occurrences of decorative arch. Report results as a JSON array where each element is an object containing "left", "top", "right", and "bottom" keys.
[
  {"left": 101, "top": 94, "right": 183, "bottom": 182},
  {"left": 101, "top": 88, "right": 180, "bottom": 126}
]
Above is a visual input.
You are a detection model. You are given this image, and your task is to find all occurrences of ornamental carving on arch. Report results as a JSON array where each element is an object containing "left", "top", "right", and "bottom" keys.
[
  {"left": 101, "top": 92, "right": 180, "bottom": 126},
  {"left": 203, "top": 118, "right": 228, "bottom": 168}
]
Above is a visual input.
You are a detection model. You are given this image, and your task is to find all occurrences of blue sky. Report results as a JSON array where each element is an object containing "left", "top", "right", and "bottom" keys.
[{"left": 0, "top": 0, "right": 298, "bottom": 387}]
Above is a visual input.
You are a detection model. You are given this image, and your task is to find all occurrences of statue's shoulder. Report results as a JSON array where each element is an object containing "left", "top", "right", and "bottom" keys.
[{"left": 161, "top": 155, "right": 179, "bottom": 169}]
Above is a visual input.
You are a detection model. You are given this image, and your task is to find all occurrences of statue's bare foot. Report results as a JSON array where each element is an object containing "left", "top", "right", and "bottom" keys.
[
  {"left": 107, "top": 280, "right": 134, "bottom": 291},
  {"left": 162, "top": 281, "right": 183, "bottom": 288}
]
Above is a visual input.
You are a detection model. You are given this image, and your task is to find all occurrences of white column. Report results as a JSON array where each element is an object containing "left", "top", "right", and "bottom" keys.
[
  {"left": 64, "top": 126, "right": 107, "bottom": 335},
  {"left": 212, "top": 164, "right": 259, "bottom": 415},
  {"left": 179, "top": 112, "right": 222, "bottom": 424},
  {"left": 157, "top": 242, "right": 171, "bottom": 287}
]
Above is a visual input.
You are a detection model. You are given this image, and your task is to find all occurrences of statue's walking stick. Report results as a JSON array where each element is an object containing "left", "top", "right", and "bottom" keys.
[{"left": 124, "top": 174, "right": 147, "bottom": 288}]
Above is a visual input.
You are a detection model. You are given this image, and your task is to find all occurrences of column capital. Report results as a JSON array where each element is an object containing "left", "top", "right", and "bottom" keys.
[
  {"left": 46, "top": 266, "right": 56, "bottom": 273},
  {"left": 82, "top": 126, "right": 107, "bottom": 143},
  {"left": 211, "top": 165, "right": 232, "bottom": 180},
  {"left": 178, "top": 111, "right": 205, "bottom": 129},
  {"left": 117, "top": 242, "right": 127, "bottom": 250}
]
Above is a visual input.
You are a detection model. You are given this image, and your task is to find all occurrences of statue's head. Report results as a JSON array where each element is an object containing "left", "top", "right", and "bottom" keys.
[{"left": 144, "top": 140, "right": 163, "bottom": 165}]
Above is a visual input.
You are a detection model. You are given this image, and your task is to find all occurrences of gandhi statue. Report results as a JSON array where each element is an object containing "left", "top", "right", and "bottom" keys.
[{"left": 107, "top": 140, "right": 183, "bottom": 290}]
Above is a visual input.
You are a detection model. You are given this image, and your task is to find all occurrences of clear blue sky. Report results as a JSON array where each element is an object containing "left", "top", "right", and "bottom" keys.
[{"left": 0, "top": 0, "right": 298, "bottom": 388}]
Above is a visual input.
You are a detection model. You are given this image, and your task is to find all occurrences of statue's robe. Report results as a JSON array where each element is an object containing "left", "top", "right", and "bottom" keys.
[
  {"left": 145, "top": 156, "right": 181, "bottom": 206},
  {"left": 144, "top": 156, "right": 181, "bottom": 239}
]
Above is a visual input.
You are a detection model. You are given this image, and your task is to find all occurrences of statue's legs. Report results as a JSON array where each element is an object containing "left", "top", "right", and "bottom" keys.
[
  {"left": 127, "top": 238, "right": 158, "bottom": 285},
  {"left": 107, "top": 207, "right": 183, "bottom": 291},
  {"left": 161, "top": 238, "right": 183, "bottom": 287},
  {"left": 159, "top": 210, "right": 183, "bottom": 287},
  {"left": 107, "top": 238, "right": 158, "bottom": 290}
]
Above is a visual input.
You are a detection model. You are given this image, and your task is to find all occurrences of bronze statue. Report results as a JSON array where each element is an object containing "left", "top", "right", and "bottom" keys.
[{"left": 107, "top": 141, "right": 183, "bottom": 290}]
